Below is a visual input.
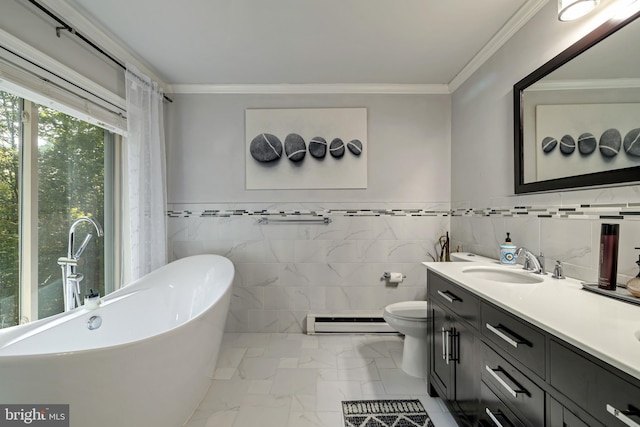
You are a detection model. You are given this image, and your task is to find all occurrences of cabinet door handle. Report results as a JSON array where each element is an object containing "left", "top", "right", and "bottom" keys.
[
  {"left": 445, "top": 329, "right": 451, "bottom": 365},
  {"left": 437, "top": 290, "right": 459, "bottom": 303},
  {"left": 441, "top": 327, "right": 446, "bottom": 361},
  {"left": 485, "top": 365, "right": 528, "bottom": 399},
  {"left": 486, "top": 323, "right": 528, "bottom": 349},
  {"left": 607, "top": 404, "right": 640, "bottom": 427},
  {"left": 485, "top": 407, "right": 513, "bottom": 427}
]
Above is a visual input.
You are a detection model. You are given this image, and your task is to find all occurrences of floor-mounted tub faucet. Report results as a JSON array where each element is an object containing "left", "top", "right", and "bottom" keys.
[
  {"left": 515, "top": 247, "right": 545, "bottom": 274},
  {"left": 57, "top": 216, "right": 103, "bottom": 312}
]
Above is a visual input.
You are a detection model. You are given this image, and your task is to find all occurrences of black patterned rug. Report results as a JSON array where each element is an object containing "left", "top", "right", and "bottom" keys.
[{"left": 342, "top": 399, "right": 434, "bottom": 427}]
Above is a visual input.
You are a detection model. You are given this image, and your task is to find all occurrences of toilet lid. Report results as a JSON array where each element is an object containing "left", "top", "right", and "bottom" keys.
[{"left": 385, "top": 301, "right": 428, "bottom": 319}]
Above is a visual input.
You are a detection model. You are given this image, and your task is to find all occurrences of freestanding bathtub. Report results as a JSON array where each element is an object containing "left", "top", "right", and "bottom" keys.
[{"left": 0, "top": 254, "right": 234, "bottom": 427}]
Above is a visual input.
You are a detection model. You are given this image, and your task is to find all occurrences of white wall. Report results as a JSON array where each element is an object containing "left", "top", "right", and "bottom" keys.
[
  {"left": 166, "top": 93, "right": 452, "bottom": 332},
  {"left": 450, "top": 1, "right": 640, "bottom": 284},
  {"left": 167, "top": 94, "right": 450, "bottom": 204}
]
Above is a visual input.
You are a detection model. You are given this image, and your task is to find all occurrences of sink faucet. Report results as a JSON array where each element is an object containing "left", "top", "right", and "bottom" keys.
[
  {"left": 515, "top": 247, "right": 545, "bottom": 274},
  {"left": 57, "top": 216, "right": 103, "bottom": 312}
]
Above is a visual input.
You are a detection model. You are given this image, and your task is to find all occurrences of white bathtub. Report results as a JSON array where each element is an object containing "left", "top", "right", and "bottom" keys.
[{"left": 0, "top": 254, "right": 234, "bottom": 427}]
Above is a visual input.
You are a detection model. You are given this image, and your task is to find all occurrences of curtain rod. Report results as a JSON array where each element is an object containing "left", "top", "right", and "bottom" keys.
[{"left": 27, "top": 0, "right": 173, "bottom": 103}]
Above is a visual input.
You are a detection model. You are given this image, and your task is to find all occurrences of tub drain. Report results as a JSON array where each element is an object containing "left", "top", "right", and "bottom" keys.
[{"left": 87, "top": 315, "right": 102, "bottom": 330}]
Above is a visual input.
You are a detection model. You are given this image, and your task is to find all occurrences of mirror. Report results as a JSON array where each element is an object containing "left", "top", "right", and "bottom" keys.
[{"left": 514, "top": 9, "right": 640, "bottom": 194}]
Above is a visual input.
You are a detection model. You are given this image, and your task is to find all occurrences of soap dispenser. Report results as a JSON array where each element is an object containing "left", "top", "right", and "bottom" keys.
[
  {"left": 626, "top": 247, "right": 640, "bottom": 297},
  {"left": 500, "top": 233, "right": 517, "bottom": 265}
]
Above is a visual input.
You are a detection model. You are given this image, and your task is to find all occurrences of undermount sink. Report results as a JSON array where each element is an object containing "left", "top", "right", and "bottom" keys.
[{"left": 461, "top": 266, "right": 544, "bottom": 284}]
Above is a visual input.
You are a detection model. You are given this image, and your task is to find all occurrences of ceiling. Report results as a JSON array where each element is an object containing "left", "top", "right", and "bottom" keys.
[{"left": 61, "top": 0, "right": 541, "bottom": 88}]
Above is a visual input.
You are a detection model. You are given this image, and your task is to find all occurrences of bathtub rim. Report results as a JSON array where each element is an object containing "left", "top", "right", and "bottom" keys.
[{"left": 0, "top": 254, "right": 234, "bottom": 359}]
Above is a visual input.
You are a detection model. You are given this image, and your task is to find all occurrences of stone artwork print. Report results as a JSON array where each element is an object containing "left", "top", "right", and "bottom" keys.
[
  {"left": 534, "top": 103, "right": 640, "bottom": 182},
  {"left": 245, "top": 108, "right": 367, "bottom": 189}
]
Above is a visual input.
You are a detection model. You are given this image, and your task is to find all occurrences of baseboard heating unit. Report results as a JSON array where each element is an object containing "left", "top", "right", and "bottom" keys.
[{"left": 306, "top": 312, "right": 396, "bottom": 334}]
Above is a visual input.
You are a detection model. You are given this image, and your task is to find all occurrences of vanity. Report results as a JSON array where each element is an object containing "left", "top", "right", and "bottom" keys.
[
  {"left": 424, "top": 257, "right": 640, "bottom": 427},
  {"left": 425, "top": 1, "right": 640, "bottom": 424}
]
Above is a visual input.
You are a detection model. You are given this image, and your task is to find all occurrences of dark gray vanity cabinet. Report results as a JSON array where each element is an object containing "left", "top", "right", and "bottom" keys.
[
  {"left": 480, "top": 302, "right": 546, "bottom": 427},
  {"left": 427, "top": 269, "right": 640, "bottom": 427},
  {"left": 428, "top": 271, "right": 481, "bottom": 426},
  {"left": 478, "top": 381, "right": 526, "bottom": 427},
  {"left": 549, "top": 339, "right": 640, "bottom": 427},
  {"left": 549, "top": 398, "right": 591, "bottom": 427}
]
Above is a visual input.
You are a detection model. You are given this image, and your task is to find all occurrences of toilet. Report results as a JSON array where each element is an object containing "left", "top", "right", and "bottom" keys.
[{"left": 383, "top": 301, "right": 429, "bottom": 378}]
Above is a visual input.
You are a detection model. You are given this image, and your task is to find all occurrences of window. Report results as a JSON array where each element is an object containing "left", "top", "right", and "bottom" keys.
[
  {"left": 0, "top": 89, "right": 119, "bottom": 328},
  {"left": 0, "top": 91, "right": 20, "bottom": 328}
]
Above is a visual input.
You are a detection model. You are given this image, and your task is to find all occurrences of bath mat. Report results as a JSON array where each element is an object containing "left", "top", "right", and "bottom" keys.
[{"left": 342, "top": 399, "right": 434, "bottom": 427}]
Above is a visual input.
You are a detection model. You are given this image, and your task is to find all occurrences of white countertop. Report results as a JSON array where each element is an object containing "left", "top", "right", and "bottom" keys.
[{"left": 423, "top": 254, "right": 640, "bottom": 381}]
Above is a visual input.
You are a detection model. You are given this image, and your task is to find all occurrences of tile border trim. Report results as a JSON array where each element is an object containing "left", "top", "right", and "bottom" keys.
[{"left": 166, "top": 204, "right": 640, "bottom": 220}]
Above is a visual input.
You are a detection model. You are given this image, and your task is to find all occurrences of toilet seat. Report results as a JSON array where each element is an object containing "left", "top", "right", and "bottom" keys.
[{"left": 384, "top": 301, "right": 428, "bottom": 320}]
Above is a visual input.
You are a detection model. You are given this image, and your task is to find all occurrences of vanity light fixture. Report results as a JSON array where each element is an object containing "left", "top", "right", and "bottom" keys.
[{"left": 558, "top": 0, "right": 600, "bottom": 21}]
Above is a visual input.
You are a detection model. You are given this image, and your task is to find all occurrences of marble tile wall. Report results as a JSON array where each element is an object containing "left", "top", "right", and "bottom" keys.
[
  {"left": 168, "top": 203, "right": 450, "bottom": 333},
  {"left": 450, "top": 185, "right": 640, "bottom": 286}
]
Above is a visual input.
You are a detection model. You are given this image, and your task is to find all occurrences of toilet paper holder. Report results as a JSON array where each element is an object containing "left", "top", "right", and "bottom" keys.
[{"left": 381, "top": 272, "right": 406, "bottom": 282}]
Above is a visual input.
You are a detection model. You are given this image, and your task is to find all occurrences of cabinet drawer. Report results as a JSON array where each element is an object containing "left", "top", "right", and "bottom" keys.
[
  {"left": 482, "top": 344, "right": 544, "bottom": 427},
  {"left": 550, "top": 339, "right": 640, "bottom": 427},
  {"left": 481, "top": 302, "right": 545, "bottom": 378},
  {"left": 479, "top": 381, "right": 526, "bottom": 427},
  {"left": 549, "top": 397, "right": 597, "bottom": 427},
  {"left": 428, "top": 271, "right": 480, "bottom": 330}
]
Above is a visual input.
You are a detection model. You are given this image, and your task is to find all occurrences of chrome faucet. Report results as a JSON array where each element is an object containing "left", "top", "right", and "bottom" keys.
[
  {"left": 57, "top": 216, "right": 103, "bottom": 311},
  {"left": 515, "top": 247, "right": 545, "bottom": 274},
  {"left": 552, "top": 260, "right": 565, "bottom": 279}
]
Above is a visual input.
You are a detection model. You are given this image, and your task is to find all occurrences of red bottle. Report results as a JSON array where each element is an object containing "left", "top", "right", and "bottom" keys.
[{"left": 598, "top": 223, "right": 619, "bottom": 290}]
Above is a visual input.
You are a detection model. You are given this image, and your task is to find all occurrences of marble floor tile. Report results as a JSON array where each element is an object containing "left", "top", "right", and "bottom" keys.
[
  {"left": 263, "top": 337, "right": 304, "bottom": 358},
  {"left": 271, "top": 368, "right": 318, "bottom": 396},
  {"left": 316, "top": 379, "right": 363, "bottom": 411},
  {"left": 360, "top": 380, "right": 386, "bottom": 395},
  {"left": 291, "top": 394, "right": 316, "bottom": 412},
  {"left": 298, "top": 348, "right": 338, "bottom": 369},
  {"left": 374, "top": 357, "right": 398, "bottom": 369},
  {"left": 184, "top": 332, "right": 458, "bottom": 427},
  {"left": 248, "top": 379, "right": 273, "bottom": 394},
  {"left": 236, "top": 357, "right": 281, "bottom": 380},
  {"left": 379, "top": 368, "right": 430, "bottom": 395},
  {"left": 196, "top": 379, "right": 250, "bottom": 412},
  {"left": 216, "top": 347, "right": 248, "bottom": 368},
  {"left": 233, "top": 406, "right": 290, "bottom": 427},
  {"left": 203, "top": 410, "right": 238, "bottom": 427},
  {"left": 278, "top": 357, "right": 299, "bottom": 368},
  {"left": 212, "top": 367, "right": 237, "bottom": 380},
  {"left": 336, "top": 358, "right": 381, "bottom": 381},
  {"left": 287, "top": 411, "right": 342, "bottom": 427}
]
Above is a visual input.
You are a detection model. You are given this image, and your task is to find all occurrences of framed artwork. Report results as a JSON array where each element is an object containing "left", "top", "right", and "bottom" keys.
[{"left": 245, "top": 108, "right": 367, "bottom": 189}]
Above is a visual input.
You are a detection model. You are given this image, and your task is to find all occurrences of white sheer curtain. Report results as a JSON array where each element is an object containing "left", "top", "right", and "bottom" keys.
[{"left": 124, "top": 64, "right": 167, "bottom": 281}]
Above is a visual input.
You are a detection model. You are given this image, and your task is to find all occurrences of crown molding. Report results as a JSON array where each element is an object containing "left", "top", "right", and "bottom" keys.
[
  {"left": 38, "top": 0, "right": 168, "bottom": 89},
  {"left": 167, "top": 83, "right": 450, "bottom": 95},
  {"left": 448, "top": 0, "right": 551, "bottom": 92}
]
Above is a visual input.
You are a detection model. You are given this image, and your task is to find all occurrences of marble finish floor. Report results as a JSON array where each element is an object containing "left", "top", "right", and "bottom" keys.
[{"left": 184, "top": 333, "right": 457, "bottom": 427}]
